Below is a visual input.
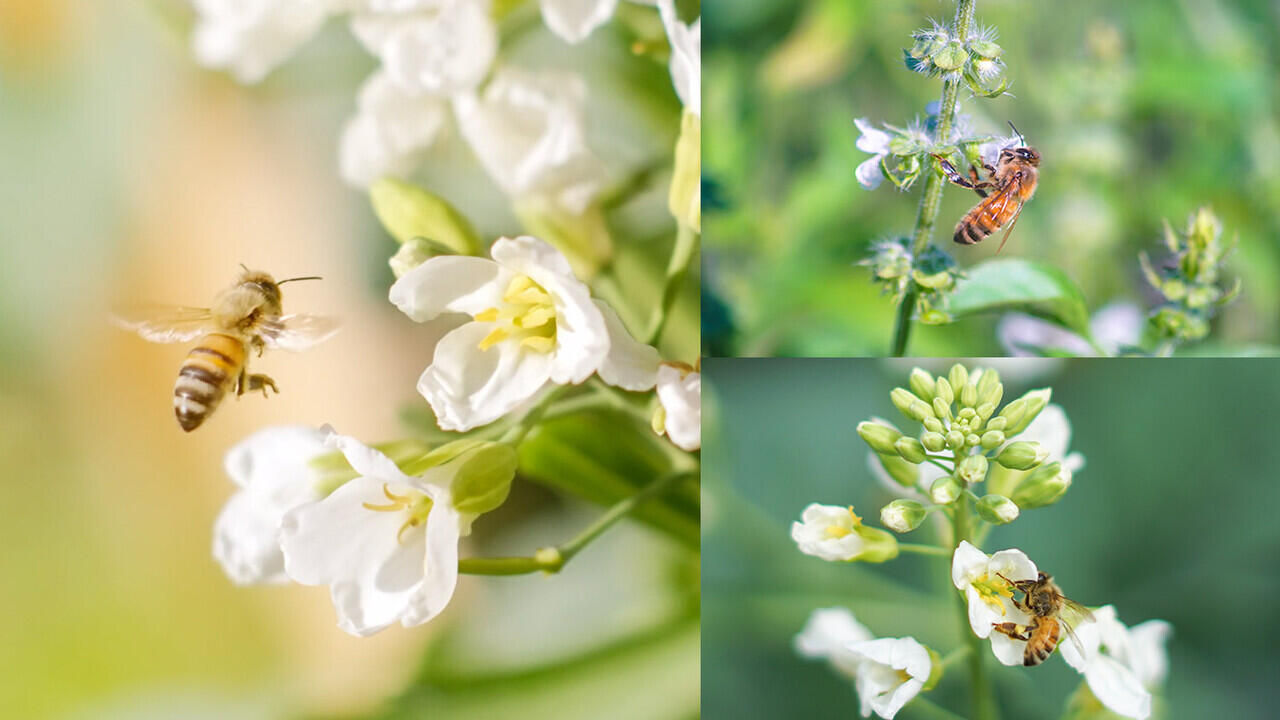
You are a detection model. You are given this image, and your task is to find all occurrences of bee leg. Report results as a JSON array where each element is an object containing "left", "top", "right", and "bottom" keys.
[
  {"left": 245, "top": 373, "right": 279, "bottom": 398},
  {"left": 992, "top": 622, "right": 1032, "bottom": 641},
  {"left": 251, "top": 336, "right": 265, "bottom": 358},
  {"left": 967, "top": 166, "right": 989, "bottom": 199},
  {"left": 932, "top": 154, "right": 994, "bottom": 194}
]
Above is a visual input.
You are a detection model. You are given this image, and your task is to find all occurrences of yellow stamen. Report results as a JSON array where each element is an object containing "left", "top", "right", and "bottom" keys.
[
  {"left": 473, "top": 307, "right": 500, "bottom": 322},
  {"left": 825, "top": 525, "right": 853, "bottom": 539},
  {"left": 478, "top": 326, "right": 509, "bottom": 350},
  {"left": 514, "top": 305, "right": 556, "bottom": 329},
  {"left": 362, "top": 483, "right": 434, "bottom": 545},
  {"left": 521, "top": 336, "right": 555, "bottom": 352},
  {"left": 972, "top": 573, "right": 1015, "bottom": 614},
  {"left": 472, "top": 274, "right": 559, "bottom": 353}
]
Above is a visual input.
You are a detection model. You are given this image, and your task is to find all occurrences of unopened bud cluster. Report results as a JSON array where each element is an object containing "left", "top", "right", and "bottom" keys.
[
  {"left": 861, "top": 238, "right": 962, "bottom": 325},
  {"left": 904, "top": 22, "right": 1008, "bottom": 97},
  {"left": 1140, "top": 207, "right": 1241, "bottom": 344}
]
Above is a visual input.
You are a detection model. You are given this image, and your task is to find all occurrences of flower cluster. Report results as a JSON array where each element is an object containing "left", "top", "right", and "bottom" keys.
[
  {"left": 1140, "top": 207, "right": 1241, "bottom": 346},
  {"left": 904, "top": 20, "right": 1009, "bottom": 97},
  {"left": 861, "top": 237, "right": 963, "bottom": 325}
]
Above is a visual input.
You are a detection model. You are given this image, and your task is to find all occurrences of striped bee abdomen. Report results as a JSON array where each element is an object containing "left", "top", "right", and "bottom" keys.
[
  {"left": 174, "top": 333, "right": 245, "bottom": 432},
  {"left": 1023, "top": 618, "right": 1060, "bottom": 666}
]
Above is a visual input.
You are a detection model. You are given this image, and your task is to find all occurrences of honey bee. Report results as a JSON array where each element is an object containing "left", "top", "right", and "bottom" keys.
[
  {"left": 935, "top": 122, "right": 1040, "bottom": 254},
  {"left": 991, "top": 571, "right": 1095, "bottom": 667},
  {"left": 112, "top": 268, "right": 339, "bottom": 432}
]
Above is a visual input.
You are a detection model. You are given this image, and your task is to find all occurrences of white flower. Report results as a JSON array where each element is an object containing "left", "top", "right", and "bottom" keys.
[
  {"left": 213, "top": 425, "right": 329, "bottom": 585},
  {"left": 454, "top": 68, "right": 608, "bottom": 216},
  {"left": 999, "top": 302, "right": 1145, "bottom": 357},
  {"left": 657, "top": 0, "right": 700, "bottom": 115},
  {"left": 794, "top": 607, "right": 874, "bottom": 666},
  {"left": 977, "top": 133, "right": 1021, "bottom": 167},
  {"left": 854, "top": 118, "right": 892, "bottom": 190},
  {"left": 350, "top": 0, "right": 497, "bottom": 96},
  {"left": 950, "top": 540, "right": 1039, "bottom": 665},
  {"left": 279, "top": 432, "right": 468, "bottom": 636},
  {"left": 537, "top": 0, "right": 657, "bottom": 44},
  {"left": 1060, "top": 605, "right": 1170, "bottom": 719},
  {"left": 791, "top": 504, "right": 881, "bottom": 562},
  {"left": 389, "top": 235, "right": 659, "bottom": 431},
  {"left": 655, "top": 364, "right": 699, "bottom": 451},
  {"left": 339, "top": 69, "right": 450, "bottom": 187},
  {"left": 191, "top": 0, "right": 335, "bottom": 84},
  {"left": 847, "top": 637, "right": 932, "bottom": 719}
]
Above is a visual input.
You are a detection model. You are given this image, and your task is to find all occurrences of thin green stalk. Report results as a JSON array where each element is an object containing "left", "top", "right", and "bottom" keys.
[
  {"left": 910, "top": 695, "right": 972, "bottom": 720},
  {"left": 500, "top": 386, "right": 567, "bottom": 446},
  {"left": 645, "top": 225, "right": 700, "bottom": 345},
  {"left": 898, "top": 543, "right": 952, "bottom": 557},
  {"left": 891, "top": 0, "right": 977, "bottom": 357},
  {"left": 457, "top": 470, "right": 694, "bottom": 575},
  {"left": 952, "top": 492, "right": 1000, "bottom": 720}
]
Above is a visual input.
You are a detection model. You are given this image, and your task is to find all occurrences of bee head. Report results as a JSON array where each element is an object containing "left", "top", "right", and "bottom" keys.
[{"left": 1015, "top": 147, "right": 1041, "bottom": 166}]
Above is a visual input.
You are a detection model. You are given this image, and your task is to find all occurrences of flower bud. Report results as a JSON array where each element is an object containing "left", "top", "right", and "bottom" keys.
[
  {"left": 959, "top": 382, "right": 978, "bottom": 409},
  {"left": 370, "top": 178, "right": 481, "bottom": 256},
  {"left": 978, "top": 376, "right": 1003, "bottom": 409},
  {"left": 895, "top": 436, "right": 927, "bottom": 464},
  {"left": 967, "top": 38, "right": 1002, "bottom": 59},
  {"left": 1011, "top": 462, "right": 1073, "bottom": 509},
  {"left": 975, "top": 401, "right": 995, "bottom": 424},
  {"left": 948, "top": 363, "right": 969, "bottom": 393},
  {"left": 668, "top": 110, "right": 701, "bottom": 232},
  {"left": 854, "top": 525, "right": 900, "bottom": 563},
  {"left": 933, "top": 41, "right": 967, "bottom": 71},
  {"left": 881, "top": 499, "right": 927, "bottom": 533},
  {"left": 955, "top": 453, "right": 988, "bottom": 485},
  {"left": 448, "top": 442, "right": 518, "bottom": 515},
  {"left": 965, "top": 433, "right": 980, "bottom": 447},
  {"left": 985, "top": 416, "right": 1007, "bottom": 432},
  {"left": 996, "top": 441, "right": 1048, "bottom": 470},
  {"left": 930, "top": 475, "right": 963, "bottom": 505},
  {"left": 923, "top": 417, "right": 944, "bottom": 434},
  {"left": 909, "top": 368, "right": 936, "bottom": 402},
  {"left": 932, "top": 397, "right": 952, "bottom": 422},
  {"left": 980, "top": 430, "right": 1006, "bottom": 450},
  {"left": 934, "top": 377, "right": 954, "bottom": 406},
  {"left": 946, "top": 430, "right": 965, "bottom": 450},
  {"left": 923, "top": 646, "right": 944, "bottom": 691},
  {"left": 1006, "top": 389, "right": 1051, "bottom": 435},
  {"left": 876, "top": 453, "right": 919, "bottom": 488},
  {"left": 976, "top": 494, "right": 1020, "bottom": 525},
  {"left": 389, "top": 237, "right": 434, "bottom": 279},
  {"left": 995, "top": 398, "right": 1025, "bottom": 431},
  {"left": 858, "top": 421, "right": 903, "bottom": 454},
  {"left": 891, "top": 388, "right": 925, "bottom": 419},
  {"left": 921, "top": 431, "right": 946, "bottom": 453}
]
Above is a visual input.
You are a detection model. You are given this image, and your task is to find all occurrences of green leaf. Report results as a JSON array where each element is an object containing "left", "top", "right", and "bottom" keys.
[
  {"left": 370, "top": 178, "right": 481, "bottom": 256},
  {"left": 949, "top": 259, "right": 1092, "bottom": 337},
  {"left": 518, "top": 409, "right": 699, "bottom": 549}
]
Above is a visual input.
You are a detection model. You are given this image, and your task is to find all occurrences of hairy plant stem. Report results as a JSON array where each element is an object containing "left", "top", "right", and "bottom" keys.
[
  {"left": 953, "top": 491, "right": 1000, "bottom": 720},
  {"left": 890, "top": 0, "right": 977, "bottom": 357}
]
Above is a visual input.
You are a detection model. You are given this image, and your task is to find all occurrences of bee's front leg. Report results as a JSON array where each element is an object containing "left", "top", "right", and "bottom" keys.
[
  {"left": 250, "top": 336, "right": 266, "bottom": 358},
  {"left": 932, "top": 154, "right": 994, "bottom": 197},
  {"left": 244, "top": 373, "right": 279, "bottom": 398},
  {"left": 992, "top": 622, "right": 1033, "bottom": 642}
]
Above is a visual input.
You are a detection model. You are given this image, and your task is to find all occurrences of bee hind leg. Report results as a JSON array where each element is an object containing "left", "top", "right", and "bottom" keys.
[
  {"left": 932, "top": 154, "right": 994, "bottom": 196},
  {"left": 967, "top": 166, "right": 989, "bottom": 198},
  {"left": 244, "top": 373, "right": 279, "bottom": 398},
  {"left": 991, "top": 622, "right": 1032, "bottom": 641}
]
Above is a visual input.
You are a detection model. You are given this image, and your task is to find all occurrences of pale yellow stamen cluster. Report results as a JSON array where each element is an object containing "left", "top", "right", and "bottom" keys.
[
  {"left": 473, "top": 275, "right": 558, "bottom": 353},
  {"left": 363, "top": 483, "right": 434, "bottom": 544},
  {"left": 823, "top": 507, "right": 863, "bottom": 539},
  {"left": 971, "top": 573, "right": 1015, "bottom": 614}
]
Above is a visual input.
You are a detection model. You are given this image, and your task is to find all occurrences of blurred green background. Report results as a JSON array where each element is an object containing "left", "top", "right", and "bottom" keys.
[
  {"left": 702, "top": 0, "right": 1280, "bottom": 356},
  {"left": 0, "top": 1, "right": 697, "bottom": 718},
  {"left": 702, "top": 358, "right": 1280, "bottom": 719}
]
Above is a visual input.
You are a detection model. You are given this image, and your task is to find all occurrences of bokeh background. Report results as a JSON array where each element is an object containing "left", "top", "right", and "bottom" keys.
[
  {"left": 702, "top": 357, "right": 1280, "bottom": 719},
  {"left": 0, "top": 2, "right": 697, "bottom": 718},
  {"left": 702, "top": 0, "right": 1280, "bottom": 356}
]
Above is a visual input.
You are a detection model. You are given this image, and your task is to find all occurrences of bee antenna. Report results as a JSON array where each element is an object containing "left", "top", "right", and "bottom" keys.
[
  {"left": 1007, "top": 121, "right": 1025, "bottom": 146},
  {"left": 276, "top": 275, "right": 323, "bottom": 285},
  {"left": 239, "top": 263, "right": 250, "bottom": 274}
]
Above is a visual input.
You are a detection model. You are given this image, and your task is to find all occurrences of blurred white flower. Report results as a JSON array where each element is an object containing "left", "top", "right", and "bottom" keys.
[
  {"left": 389, "top": 235, "right": 658, "bottom": 431},
  {"left": 213, "top": 425, "right": 329, "bottom": 585},
  {"left": 350, "top": 0, "right": 497, "bottom": 95},
  {"left": 795, "top": 607, "right": 874, "bottom": 666},
  {"left": 1060, "top": 605, "right": 1169, "bottom": 720},
  {"left": 977, "top": 133, "right": 1020, "bottom": 167},
  {"left": 950, "top": 540, "right": 1041, "bottom": 666},
  {"left": 191, "top": 0, "right": 335, "bottom": 83},
  {"left": 1007, "top": 403, "right": 1085, "bottom": 474},
  {"left": 655, "top": 364, "right": 699, "bottom": 451},
  {"left": 791, "top": 504, "right": 872, "bottom": 562},
  {"left": 454, "top": 68, "right": 609, "bottom": 216},
  {"left": 999, "top": 302, "right": 1145, "bottom": 357},
  {"left": 537, "top": 0, "right": 659, "bottom": 44},
  {"left": 657, "top": 0, "right": 700, "bottom": 115},
  {"left": 339, "top": 69, "right": 450, "bottom": 187},
  {"left": 279, "top": 432, "right": 468, "bottom": 636},
  {"left": 847, "top": 637, "right": 932, "bottom": 719},
  {"left": 854, "top": 118, "right": 891, "bottom": 190}
]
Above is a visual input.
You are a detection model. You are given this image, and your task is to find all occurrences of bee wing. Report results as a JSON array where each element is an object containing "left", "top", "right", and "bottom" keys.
[
  {"left": 994, "top": 178, "right": 1026, "bottom": 255},
  {"left": 259, "top": 314, "right": 340, "bottom": 352},
  {"left": 110, "top": 305, "right": 215, "bottom": 343},
  {"left": 1057, "top": 597, "right": 1096, "bottom": 658}
]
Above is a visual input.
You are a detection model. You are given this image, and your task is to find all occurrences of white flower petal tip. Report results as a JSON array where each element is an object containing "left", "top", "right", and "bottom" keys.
[
  {"left": 339, "top": 70, "right": 449, "bottom": 188},
  {"left": 657, "top": 0, "right": 700, "bottom": 115},
  {"left": 191, "top": 0, "right": 331, "bottom": 84},
  {"left": 846, "top": 637, "right": 932, "bottom": 719},
  {"left": 596, "top": 302, "right": 661, "bottom": 391},
  {"left": 351, "top": 2, "right": 497, "bottom": 96},
  {"left": 853, "top": 118, "right": 891, "bottom": 190},
  {"left": 794, "top": 607, "right": 874, "bottom": 662},
  {"left": 1061, "top": 605, "right": 1167, "bottom": 719},
  {"left": 540, "top": 0, "right": 619, "bottom": 43},
  {"left": 655, "top": 364, "right": 700, "bottom": 451}
]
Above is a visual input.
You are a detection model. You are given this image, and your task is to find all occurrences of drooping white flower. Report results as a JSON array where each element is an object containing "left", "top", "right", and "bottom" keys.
[
  {"left": 454, "top": 68, "right": 609, "bottom": 217},
  {"left": 998, "top": 302, "right": 1145, "bottom": 357},
  {"left": 279, "top": 432, "right": 469, "bottom": 636},
  {"left": 950, "top": 540, "right": 1040, "bottom": 664},
  {"left": 794, "top": 607, "right": 874, "bottom": 666},
  {"left": 791, "top": 504, "right": 896, "bottom": 563},
  {"left": 339, "top": 69, "right": 450, "bottom": 187},
  {"left": 191, "top": 0, "right": 336, "bottom": 84},
  {"left": 847, "top": 637, "right": 932, "bottom": 719},
  {"left": 855, "top": 118, "right": 892, "bottom": 190},
  {"left": 655, "top": 364, "right": 699, "bottom": 451},
  {"left": 1060, "top": 605, "right": 1169, "bottom": 720},
  {"left": 657, "top": 0, "right": 699, "bottom": 115},
  {"left": 390, "top": 235, "right": 659, "bottom": 431},
  {"left": 213, "top": 425, "right": 330, "bottom": 585},
  {"left": 350, "top": 0, "right": 497, "bottom": 96}
]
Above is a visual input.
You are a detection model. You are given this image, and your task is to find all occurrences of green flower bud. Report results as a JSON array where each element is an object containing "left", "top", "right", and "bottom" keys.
[
  {"left": 370, "top": 178, "right": 481, "bottom": 256},
  {"left": 923, "top": 417, "right": 944, "bottom": 433},
  {"left": 932, "top": 397, "right": 953, "bottom": 422},
  {"left": 955, "top": 453, "right": 988, "bottom": 485},
  {"left": 934, "top": 377, "right": 954, "bottom": 406},
  {"left": 858, "top": 421, "right": 904, "bottom": 454},
  {"left": 913, "top": 269, "right": 954, "bottom": 290},
  {"left": 1006, "top": 389, "right": 1051, "bottom": 436},
  {"left": 946, "top": 430, "right": 965, "bottom": 450},
  {"left": 388, "top": 237, "right": 435, "bottom": 279},
  {"left": 996, "top": 441, "right": 1048, "bottom": 470},
  {"left": 911, "top": 400, "right": 936, "bottom": 422},
  {"left": 948, "top": 363, "right": 969, "bottom": 393},
  {"left": 853, "top": 524, "right": 900, "bottom": 563},
  {"left": 980, "top": 430, "right": 1006, "bottom": 450},
  {"left": 891, "top": 387, "right": 924, "bottom": 418},
  {"left": 995, "top": 398, "right": 1025, "bottom": 431},
  {"left": 668, "top": 110, "right": 701, "bottom": 232},
  {"left": 930, "top": 475, "right": 963, "bottom": 504},
  {"left": 959, "top": 382, "right": 978, "bottom": 409},
  {"left": 881, "top": 499, "right": 927, "bottom": 533},
  {"left": 447, "top": 442, "right": 518, "bottom": 515},
  {"left": 975, "top": 401, "right": 996, "bottom": 424},
  {"left": 933, "top": 41, "right": 968, "bottom": 71},
  {"left": 921, "top": 431, "right": 946, "bottom": 453},
  {"left": 923, "top": 646, "right": 944, "bottom": 691},
  {"left": 895, "top": 436, "right": 927, "bottom": 464},
  {"left": 965, "top": 433, "right": 980, "bottom": 447},
  {"left": 976, "top": 494, "right": 1020, "bottom": 525},
  {"left": 986, "top": 416, "right": 1008, "bottom": 432},
  {"left": 909, "top": 368, "right": 936, "bottom": 402},
  {"left": 919, "top": 309, "right": 951, "bottom": 325},
  {"left": 876, "top": 453, "right": 919, "bottom": 488},
  {"left": 957, "top": 407, "right": 976, "bottom": 421},
  {"left": 1011, "top": 462, "right": 1073, "bottom": 509},
  {"left": 967, "top": 39, "right": 1003, "bottom": 59}
]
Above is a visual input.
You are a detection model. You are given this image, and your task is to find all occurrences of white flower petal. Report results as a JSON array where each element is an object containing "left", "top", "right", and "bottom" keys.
[
  {"left": 795, "top": 607, "right": 874, "bottom": 660},
  {"left": 657, "top": 0, "right": 700, "bottom": 115},
  {"left": 539, "top": 0, "right": 618, "bottom": 43},
  {"left": 847, "top": 637, "right": 930, "bottom": 719},
  {"left": 419, "top": 323, "right": 554, "bottom": 431},
  {"left": 1126, "top": 620, "right": 1172, "bottom": 688},
  {"left": 988, "top": 549, "right": 1037, "bottom": 584},
  {"left": 997, "top": 313, "right": 1095, "bottom": 356},
  {"left": 399, "top": 495, "right": 463, "bottom": 626},
  {"left": 389, "top": 255, "right": 513, "bottom": 322},
  {"left": 978, "top": 134, "right": 1020, "bottom": 167},
  {"left": 223, "top": 425, "right": 328, "bottom": 504},
  {"left": 329, "top": 535, "right": 426, "bottom": 636},
  {"left": 212, "top": 490, "right": 290, "bottom": 585},
  {"left": 1085, "top": 656, "right": 1152, "bottom": 720},
  {"left": 339, "top": 70, "right": 449, "bottom": 187},
  {"left": 192, "top": 0, "right": 331, "bottom": 84},
  {"left": 951, "top": 540, "right": 990, "bottom": 589},
  {"left": 328, "top": 432, "right": 415, "bottom": 486},
  {"left": 854, "top": 118, "right": 892, "bottom": 154},
  {"left": 1090, "top": 302, "right": 1144, "bottom": 355},
  {"left": 855, "top": 155, "right": 885, "bottom": 190},
  {"left": 350, "top": 1, "right": 497, "bottom": 95},
  {"left": 989, "top": 629, "right": 1031, "bottom": 666},
  {"left": 595, "top": 301, "right": 661, "bottom": 391},
  {"left": 656, "top": 366, "right": 700, "bottom": 451}
]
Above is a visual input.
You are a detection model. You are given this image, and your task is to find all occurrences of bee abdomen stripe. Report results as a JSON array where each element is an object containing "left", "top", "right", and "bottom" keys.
[
  {"left": 179, "top": 364, "right": 224, "bottom": 387},
  {"left": 190, "top": 346, "right": 237, "bottom": 367}
]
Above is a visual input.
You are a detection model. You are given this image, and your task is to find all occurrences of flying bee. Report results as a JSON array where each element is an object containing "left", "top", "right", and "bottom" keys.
[
  {"left": 112, "top": 268, "right": 339, "bottom": 432},
  {"left": 991, "top": 571, "right": 1095, "bottom": 667},
  {"left": 934, "top": 122, "right": 1040, "bottom": 254}
]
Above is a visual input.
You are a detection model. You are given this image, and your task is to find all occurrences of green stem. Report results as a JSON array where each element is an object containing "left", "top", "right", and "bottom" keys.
[
  {"left": 457, "top": 471, "right": 694, "bottom": 575},
  {"left": 952, "top": 492, "right": 999, "bottom": 720},
  {"left": 890, "top": 0, "right": 977, "bottom": 357},
  {"left": 925, "top": 457, "right": 955, "bottom": 474},
  {"left": 500, "top": 386, "right": 567, "bottom": 446},
  {"left": 910, "top": 695, "right": 971, "bottom": 720},
  {"left": 937, "top": 644, "right": 973, "bottom": 671},
  {"left": 897, "top": 543, "right": 952, "bottom": 557},
  {"left": 645, "top": 225, "right": 700, "bottom": 345},
  {"left": 601, "top": 156, "right": 668, "bottom": 211}
]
